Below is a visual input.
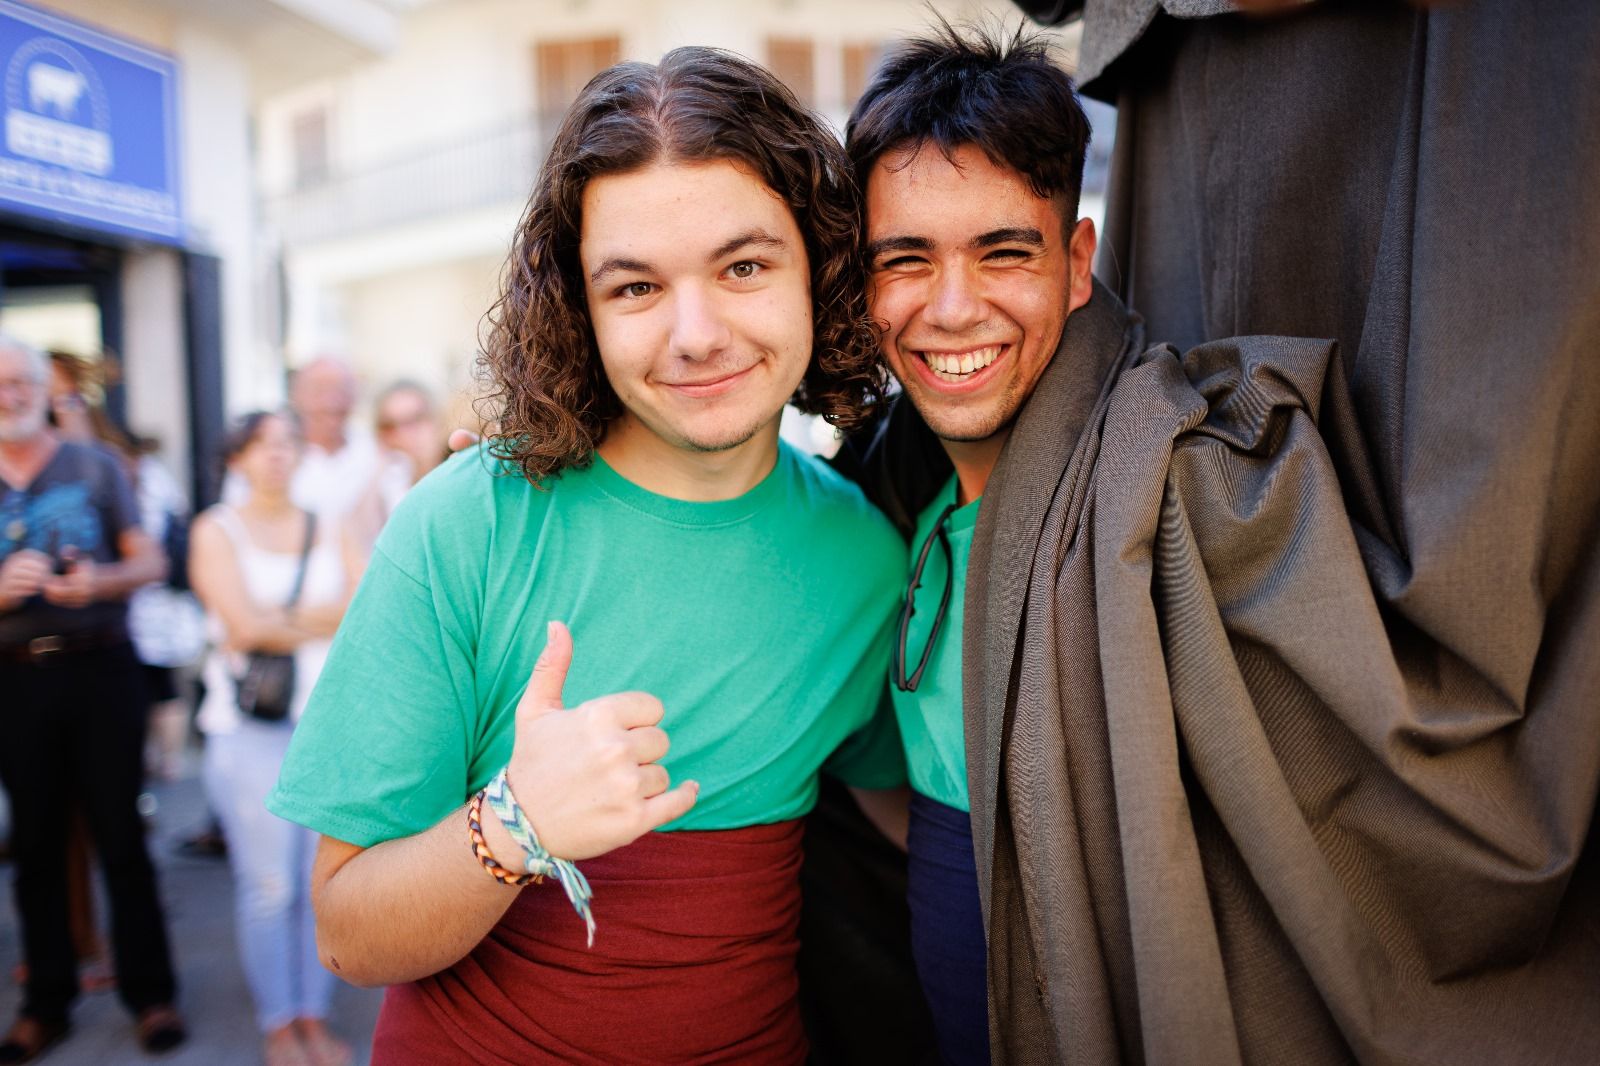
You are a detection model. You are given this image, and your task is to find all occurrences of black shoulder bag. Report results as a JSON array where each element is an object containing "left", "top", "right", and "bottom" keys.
[{"left": 234, "top": 512, "right": 316, "bottom": 722}]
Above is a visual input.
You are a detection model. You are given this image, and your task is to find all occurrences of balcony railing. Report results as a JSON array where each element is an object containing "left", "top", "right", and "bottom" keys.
[{"left": 266, "top": 115, "right": 552, "bottom": 246}]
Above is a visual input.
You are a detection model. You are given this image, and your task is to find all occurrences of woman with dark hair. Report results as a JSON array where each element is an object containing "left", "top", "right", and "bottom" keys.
[
  {"left": 268, "top": 47, "right": 910, "bottom": 1064},
  {"left": 189, "top": 411, "right": 361, "bottom": 1066}
]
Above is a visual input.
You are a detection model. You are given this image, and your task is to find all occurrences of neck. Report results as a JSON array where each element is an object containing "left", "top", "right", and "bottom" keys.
[
  {"left": 307, "top": 428, "right": 345, "bottom": 453},
  {"left": 0, "top": 430, "right": 57, "bottom": 471},
  {"left": 941, "top": 429, "right": 1009, "bottom": 507},
  {"left": 238, "top": 489, "right": 297, "bottom": 517},
  {"left": 597, "top": 416, "right": 780, "bottom": 502}
]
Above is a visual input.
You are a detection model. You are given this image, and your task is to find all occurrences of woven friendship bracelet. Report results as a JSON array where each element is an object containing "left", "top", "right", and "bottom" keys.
[
  {"left": 484, "top": 766, "right": 597, "bottom": 946},
  {"left": 467, "top": 788, "right": 539, "bottom": 886}
]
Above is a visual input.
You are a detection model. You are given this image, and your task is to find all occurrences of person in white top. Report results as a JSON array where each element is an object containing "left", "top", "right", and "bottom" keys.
[{"left": 188, "top": 411, "right": 362, "bottom": 1066}]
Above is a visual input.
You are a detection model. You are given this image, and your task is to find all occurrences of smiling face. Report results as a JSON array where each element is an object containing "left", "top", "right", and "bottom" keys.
[
  {"left": 580, "top": 159, "right": 813, "bottom": 466},
  {"left": 866, "top": 143, "right": 1095, "bottom": 448}
]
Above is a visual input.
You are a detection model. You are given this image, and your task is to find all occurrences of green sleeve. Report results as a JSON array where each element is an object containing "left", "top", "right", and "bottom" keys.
[
  {"left": 824, "top": 685, "right": 908, "bottom": 790},
  {"left": 267, "top": 539, "right": 481, "bottom": 847}
]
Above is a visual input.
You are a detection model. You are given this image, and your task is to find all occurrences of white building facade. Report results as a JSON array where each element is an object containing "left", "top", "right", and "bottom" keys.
[{"left": 0, "top": 0, "right": 407, "bottom": 502}]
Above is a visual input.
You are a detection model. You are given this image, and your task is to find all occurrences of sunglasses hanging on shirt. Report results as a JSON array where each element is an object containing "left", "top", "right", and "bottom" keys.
[{"left": 892, "top": 501, "right": 958, "bottom": 693}]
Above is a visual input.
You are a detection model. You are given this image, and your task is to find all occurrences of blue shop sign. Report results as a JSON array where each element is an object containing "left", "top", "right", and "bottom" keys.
[{"left": 0, "top": 1, "right": 181, "bottom": 243}]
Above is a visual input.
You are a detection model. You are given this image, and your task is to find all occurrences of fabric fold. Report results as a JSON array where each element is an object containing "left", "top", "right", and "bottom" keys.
[{"left": 981, "top": 327, "right": 1600, "bottom": 1064}]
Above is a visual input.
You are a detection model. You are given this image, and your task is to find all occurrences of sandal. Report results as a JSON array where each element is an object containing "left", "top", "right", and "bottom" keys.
[
  {"left": 295, "top": 1023, "right": 352, "bottom": 1066},
  {"left": 263, "top": 1031, "right": 314, "bottom": 1066},
  {"left": 0, "top": 1015, "right": 70, "bottom": 1066},
  {"left": 135, "top": 1004, "right": 187, "bottom": 1055}
]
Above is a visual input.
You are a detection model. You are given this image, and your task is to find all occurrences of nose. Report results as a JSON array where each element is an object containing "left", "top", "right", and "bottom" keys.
[
  {"left": 668, "top": 283, "right": 732, "bottom": 362},
  {"left": 922, "top": 265, "right": 987, "bottom": 334}
]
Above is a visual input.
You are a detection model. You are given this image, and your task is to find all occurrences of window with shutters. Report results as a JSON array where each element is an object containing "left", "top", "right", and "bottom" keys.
[
  {"left": 842, "top": 42, "right": 884, "bottom": 110},
  {"left": 291, "top": 106, "right": 330, "bottom": 190},
  {"left": 534, "top": 36, "right": 623, "bottom": 126},
  {"left": 766, "top": 37, "right": 815, "bottom": 107}
]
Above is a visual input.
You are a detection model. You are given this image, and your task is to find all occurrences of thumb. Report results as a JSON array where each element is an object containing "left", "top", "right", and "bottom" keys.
[
  {"left": 519, "top": 620, "right": 572, "bottom": 719},
  {"left": 641, "top": 780, "right": 699, "bottom": 831},
  {"left": 447, "top": 428, "right": 481, "bottom": 453}
]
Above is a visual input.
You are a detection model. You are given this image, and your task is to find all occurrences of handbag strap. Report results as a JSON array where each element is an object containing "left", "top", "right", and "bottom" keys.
[{"left": 284, "top": 511, "right": 317, "bottom": 611}]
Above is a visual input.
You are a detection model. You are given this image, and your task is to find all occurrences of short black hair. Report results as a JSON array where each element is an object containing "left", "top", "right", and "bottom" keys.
[{"left": 846, "top": 20, "right": 1090, "bottom": 219}]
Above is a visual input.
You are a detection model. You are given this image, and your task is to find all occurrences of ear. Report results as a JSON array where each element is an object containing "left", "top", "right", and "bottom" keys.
[{"left": 1065, "top": 217, "right": 1097, "bottom": 315}]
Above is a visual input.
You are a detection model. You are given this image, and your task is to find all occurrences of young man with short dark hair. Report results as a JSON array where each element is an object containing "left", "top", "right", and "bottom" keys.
[
  {"left": 847, "top": 17, "right": 1600, "bottom": 1065},
  {"left": 838, "top": 26, "right": 1098, "bottom": 1065}
]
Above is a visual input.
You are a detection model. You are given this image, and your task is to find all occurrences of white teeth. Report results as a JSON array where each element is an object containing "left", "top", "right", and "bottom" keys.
[{"left": 920, "top": 345, "right": 1001, "bottom": 381}]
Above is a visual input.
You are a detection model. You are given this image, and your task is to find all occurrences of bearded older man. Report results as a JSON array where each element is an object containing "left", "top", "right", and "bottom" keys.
[{"left": 0, "top": 337, "right": 185, "bottom": 1064}]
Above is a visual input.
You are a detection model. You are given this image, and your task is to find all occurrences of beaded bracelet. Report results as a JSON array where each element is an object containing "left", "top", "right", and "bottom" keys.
[
  {"left": 466, "top": 788, "right": 539, "bottom": 887},
  {"left": 483, "top": 766, "right": 597, "bottom": 946}
]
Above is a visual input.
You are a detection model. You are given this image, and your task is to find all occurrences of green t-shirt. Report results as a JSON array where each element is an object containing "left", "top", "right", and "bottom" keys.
[
  {"left": 891, "top": 475, "right": 978, "bottom": 812},
  {"left": 268, "top": 443, "right": 907, "bottom": 847}
]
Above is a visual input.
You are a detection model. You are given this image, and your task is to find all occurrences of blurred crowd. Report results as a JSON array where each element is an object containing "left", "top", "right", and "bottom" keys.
[{"left": 0, "top": 338, "right": 447, "bottom": 1066}]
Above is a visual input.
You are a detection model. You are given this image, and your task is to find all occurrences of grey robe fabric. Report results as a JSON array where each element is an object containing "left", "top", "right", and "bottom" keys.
[
  {"left": 970, "top": 315, "right": 1600, "bottom": 1063},
  {"left": 1011, "top": 0, "right": 1281, "bottom": 92},
  {"left": 975, "top": 0, "right": 1600, "bottom": 1061}
]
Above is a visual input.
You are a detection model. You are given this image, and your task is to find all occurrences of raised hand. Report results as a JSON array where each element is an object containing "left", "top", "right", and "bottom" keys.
[{"left": 501, "top": 621, "right": 698, "bottom": 861}]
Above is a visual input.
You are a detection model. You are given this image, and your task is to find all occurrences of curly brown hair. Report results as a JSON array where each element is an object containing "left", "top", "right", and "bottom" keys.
[{"left": 478, "top": 46, "right": 886, "bottom": 485}]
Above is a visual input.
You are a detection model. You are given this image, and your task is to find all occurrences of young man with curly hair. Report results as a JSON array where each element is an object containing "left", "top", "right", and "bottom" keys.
[{"left": 266, "top": 48, "right": 907, "bottom": 1064}]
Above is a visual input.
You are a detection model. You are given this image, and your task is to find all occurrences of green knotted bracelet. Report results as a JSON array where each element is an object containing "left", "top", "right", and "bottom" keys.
[{"left": 483, "top": 766, "right": 596, "bottom": 946}]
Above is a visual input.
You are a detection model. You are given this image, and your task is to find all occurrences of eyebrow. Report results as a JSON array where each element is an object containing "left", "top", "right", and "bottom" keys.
[
  {"left": 973, "top": 226, "right": 1045, "bottom": 248},
  {"left": 865, "top": 235, "right": 933, "bottom": 261},
  {"left": 707, "top": 228, "right": 789, "bottom": 263},
  {"left": 588, "top": 229, "right": 790, "bottom": 285},
  {"left": 866, "top": 226, "right": 1047, "bottom": 262},
  {"left": 588, "top": 256, "right": 651, "bottom": 285}
]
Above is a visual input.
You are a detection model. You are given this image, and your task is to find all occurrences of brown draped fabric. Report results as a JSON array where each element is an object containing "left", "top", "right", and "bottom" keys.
[{"left": 972, "top": 2, "right": 1600, "bottom": 1061}]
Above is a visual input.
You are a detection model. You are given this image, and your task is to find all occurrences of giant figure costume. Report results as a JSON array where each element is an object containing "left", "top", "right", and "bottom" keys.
[{"left": 961, "top": 1, "right": 1600, "bottom": 1061}]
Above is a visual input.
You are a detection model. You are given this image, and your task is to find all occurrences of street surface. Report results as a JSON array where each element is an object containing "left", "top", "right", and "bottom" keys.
[{"left": 0, "top": 773, "right": 384, "bottom": 1065}]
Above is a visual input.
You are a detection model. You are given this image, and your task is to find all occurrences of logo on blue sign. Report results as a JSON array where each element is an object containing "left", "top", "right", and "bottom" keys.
[
  {"left": 0, "top": 2, "right": 181, "bottom": 244},
  {"left": 5, "top": 37, "right": 113, "bottom": 175}
]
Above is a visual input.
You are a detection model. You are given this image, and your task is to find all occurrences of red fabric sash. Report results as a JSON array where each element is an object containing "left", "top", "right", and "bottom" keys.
[{"left": 371, "top": 821, "right": 806, "bottom": 1065}]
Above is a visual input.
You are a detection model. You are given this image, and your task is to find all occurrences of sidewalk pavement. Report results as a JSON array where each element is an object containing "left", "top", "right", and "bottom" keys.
[{"left": 0, "top": 771, "right": 385, "bottom": 1066}]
